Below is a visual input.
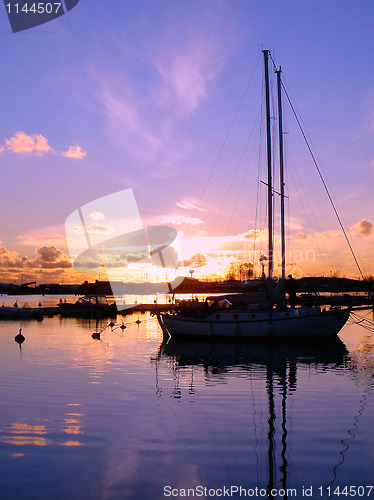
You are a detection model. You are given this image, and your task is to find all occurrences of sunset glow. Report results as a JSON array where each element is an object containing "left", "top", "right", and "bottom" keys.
[{"left": 1, "top": 1, "right": 374, "bottom": 284}]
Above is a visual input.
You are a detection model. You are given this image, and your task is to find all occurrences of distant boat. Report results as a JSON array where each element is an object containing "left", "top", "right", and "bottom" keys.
[
  {"left": 0, "top": 305, "right": 43, "bottom": 320},
  {"left": 57, "top": 294, "right": 117, "bottom": 317},
  {"left": 157, "top": 50, "right": 351, "bottom": 341}
]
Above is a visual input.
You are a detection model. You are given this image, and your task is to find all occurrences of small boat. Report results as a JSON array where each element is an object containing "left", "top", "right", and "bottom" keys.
[
  {"left": 0, "top": 305, "right": 43, "bottom": 320},
  {"left": 57, "top": 295, "right": 117, "bottom": 317},
  {"left": 157, "top": 50, "right": 351, "bottom": 341}
]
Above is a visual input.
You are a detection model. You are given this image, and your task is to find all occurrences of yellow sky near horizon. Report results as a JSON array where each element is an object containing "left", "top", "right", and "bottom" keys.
[{"left": 1, "top": 215, "right": 373, "bottom": 284}]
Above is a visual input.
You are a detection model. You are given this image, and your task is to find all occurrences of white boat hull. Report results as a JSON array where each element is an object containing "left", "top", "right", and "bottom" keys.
[{"left": 158, "top": 307, "right": 350, "bottom": 340}]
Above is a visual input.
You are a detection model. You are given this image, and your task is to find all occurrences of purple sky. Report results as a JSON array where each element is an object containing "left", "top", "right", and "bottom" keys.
[{"left": 1, "top": 1, "right": 374, "bottom": 282}]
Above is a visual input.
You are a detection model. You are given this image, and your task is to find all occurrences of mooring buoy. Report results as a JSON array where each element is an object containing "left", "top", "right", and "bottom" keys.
[{"left": 15, "top": 329, "right": 25, "bottom": 345}]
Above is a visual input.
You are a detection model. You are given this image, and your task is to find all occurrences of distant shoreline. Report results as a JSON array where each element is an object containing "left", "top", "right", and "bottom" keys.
[{"left": 0, "top": 276, "right": 373, "bottom": 296}]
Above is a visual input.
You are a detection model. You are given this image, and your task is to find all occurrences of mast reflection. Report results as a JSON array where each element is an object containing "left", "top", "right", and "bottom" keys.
[{"left": 155, "top": 338, "right": 349, "bottom": 498}]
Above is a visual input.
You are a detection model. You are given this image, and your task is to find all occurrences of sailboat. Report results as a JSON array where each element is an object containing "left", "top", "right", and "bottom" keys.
[{"left": 157, "top": 50, "right": 351, "bottom": 340}]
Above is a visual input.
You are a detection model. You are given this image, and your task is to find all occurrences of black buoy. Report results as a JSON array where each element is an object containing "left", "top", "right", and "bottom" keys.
[
  {"left": 108, "top": 321, "right": 115, "bottom": 329},
  {"left": 120, "top": 322, "right": 126, "bottom": 330},
  {"left": 15, "top": 329, "right": 25, "bottom": 345},
  {"left": 135, "top": 319, "right": 141, "bottom": 325},
  {"left": 92, "top": 331, "right": 101, "bottom": 340}
]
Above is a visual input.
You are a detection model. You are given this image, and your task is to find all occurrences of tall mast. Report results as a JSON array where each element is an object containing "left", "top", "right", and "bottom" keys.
[
  {"left": 263, "top": 50, "right": 273, "bottom": 279},
  {"left": 276, "top": 67, "right": 286, "bottom": 280}
]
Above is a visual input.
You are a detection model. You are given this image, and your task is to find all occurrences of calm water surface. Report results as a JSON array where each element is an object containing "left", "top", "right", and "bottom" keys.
[{"left": 0, "top": 296, "right": 373, "bottom": 499}]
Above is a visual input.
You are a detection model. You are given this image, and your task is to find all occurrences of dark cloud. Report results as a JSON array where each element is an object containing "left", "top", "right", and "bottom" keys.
[
  {"left": 36, "top": 245, "right": 63, "bottom": 262},
  {"left": 0, "top": 245, "right": 72, "bottom": 272}
]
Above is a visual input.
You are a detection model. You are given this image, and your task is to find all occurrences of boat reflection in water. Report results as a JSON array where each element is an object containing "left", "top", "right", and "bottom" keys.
[
  {"left": 154, "top": 336, "right": 360, "bottom": 498},
  {"left": 158, "top": 336, "right": 348, "bottom": 374}
]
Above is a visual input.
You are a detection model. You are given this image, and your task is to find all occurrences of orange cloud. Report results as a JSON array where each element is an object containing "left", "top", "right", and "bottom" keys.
[
  {"left": 5, "top": 132, "right": 51, "bottom": 155},
  {"left": 352, "top": 218, "right": 374, "bottom": 237},
  {"left": 183, "top": 253, "right": 207, "bottom": 268},
  {"left": 0, "top": 132, "right": 86, "bottom": 159},
  {"left": 318, "top": 230, "right": 340, "bottom": 240},
  {"left": 162, "top": 215, "right": 203, "bottom": 226},
  {"left": 72, "top": 223, "right": 113, "bottom": 235},
  {"left": 36, "top": 245, "right": 64, "bottom": 263},
  {"left": 295, "top": 232, "right": 308, "bottom": 240},
  {"left": 88, "top": 211, "right": 106, "bottom": 221},
  {"left": 240, "top": 229, "right": 267, "bottom": 241},
  {"left": 0, "top": 245, "right": 71, "bottom": 271},
  {"left": 61, "top": 145, "right": 87, "bottom": 159}
]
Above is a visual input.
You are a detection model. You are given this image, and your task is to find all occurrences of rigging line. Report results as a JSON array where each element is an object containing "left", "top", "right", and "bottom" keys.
[
  {"left": 326, "top": 389, "right": 371, "bottom": 496},
  {"left": 285, "top": 143, "right": 333, "bottom": 274},
  {"left": 281, "top": 81, "right": 365, "bottom": 280},
  {"left": 286, "top": 152, "right": 331, "bottom": 275},
  {"left": 354, "top": 323, "right": 374, "bottom": 333},
  {"left": 282, "top": 78, "right": 367, "bottom": 278},
  {"left": 350, "top": 310, "right": 374, "bottom": 322},
  {"left": 270, "top": 72, "right": 278, "bottom": 271},
  {"left": 253, "top": 121, "right": 263, "bottom": 274},
  {"left": 282, "top": 106, "right": 292, "bottom": 277},
  {"left": 276, "top": 64, "right": 366, "bottom": 276},
  {"left": 212, "top": 105, "right": 262, "bottom": 236},
  {"left": 192, "top": 53, "right": 262, "bottom": 220},
  {"left": 349, "top": 313, "right": 374, "bottom": 333},
  {"left": 280, "top": 88, "right": 336, "bottom": 273},
  {"left": 284, "top": 156, "right": 290, "bottom": 274},
  {"left": 269, "top": 52, "right": 278, "bottom": 73},
  {"left": 249, "top": 368, "right": 261, "bottom": 489},
  {"left": 361, "top": 308, "right": 374, "bottom": 319},
  {"left": 280, "top": 367, "right": 289, "bottom": 495},
  {"left": 254, "top": 95, "right": 265, "bottom": 274},
  {"left": 281, "top": 78, "right": 337, "bottom": 198},
  {"left": 225, "top": 112, "right": 262, "bottom": 236}
]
